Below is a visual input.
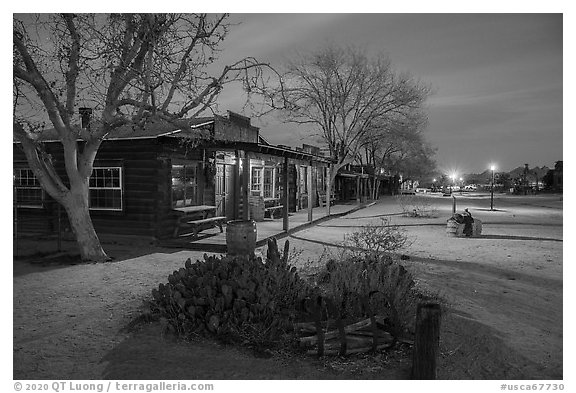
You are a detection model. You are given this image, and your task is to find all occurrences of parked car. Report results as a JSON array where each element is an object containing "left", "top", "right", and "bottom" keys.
[{"left": 464, "top": 184, "right": 478, "bottom": 191}]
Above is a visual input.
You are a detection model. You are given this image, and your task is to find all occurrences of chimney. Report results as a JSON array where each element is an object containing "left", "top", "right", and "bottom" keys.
[{"left": 79, "top": 107, "right": 92, "bottom": 129}]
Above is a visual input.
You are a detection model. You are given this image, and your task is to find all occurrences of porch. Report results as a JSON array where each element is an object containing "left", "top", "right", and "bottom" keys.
[{"left": 158, "top": 201, "right": 369, "bottom": 253}]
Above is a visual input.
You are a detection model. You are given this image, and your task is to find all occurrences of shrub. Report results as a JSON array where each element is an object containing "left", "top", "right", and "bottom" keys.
[
  {"left": 343, "top": 218, "right": 410, "bottom": 259},
  {"left": 314, "top": 222, "right": 417, "bottom": 341},
  {"left": 396, "top": 195, "right": 438, "bottom": 217},
  {"left": 317, "top": 255, "right": 417, "bottom": 340},
  {"left": 148, "top": 239, "right": 313, "bottom": 347}
]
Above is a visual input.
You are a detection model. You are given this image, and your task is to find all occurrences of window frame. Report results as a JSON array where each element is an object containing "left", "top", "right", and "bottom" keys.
[
  {"left": 251, "top": 166, "right": 263, "bottom": 195},
  {"left": 13, "top": 167, "right": 45, "bottom": 209},
  {"left": 89, "top": 166, "right": 124, "bottom": 211},
  {"left": 171, "top": 160, "right": 199, "bottom": 208},
  {"left": 263, "top": 167, "right": 275, "bottom": 198}
]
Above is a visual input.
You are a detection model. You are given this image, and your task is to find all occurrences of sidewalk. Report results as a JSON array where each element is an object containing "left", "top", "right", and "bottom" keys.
[{"left": 158, "top": 201, "right": 373, "bottom": 252}]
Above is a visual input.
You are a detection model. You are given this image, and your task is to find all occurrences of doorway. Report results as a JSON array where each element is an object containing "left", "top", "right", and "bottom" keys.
[{"left": 215, "top": 163, "right": 235, "bottom": 220}]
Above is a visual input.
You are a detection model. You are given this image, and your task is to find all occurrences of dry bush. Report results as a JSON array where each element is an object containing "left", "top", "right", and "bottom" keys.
[
  {"left": 343, "top": 218, "right": 410, "bottom": 259},
  {"left": 396, "top": 195, "right": 438, "bottom": 217},
  {"left": 316, "top": 254, "right": 417, "bottom": 341}
]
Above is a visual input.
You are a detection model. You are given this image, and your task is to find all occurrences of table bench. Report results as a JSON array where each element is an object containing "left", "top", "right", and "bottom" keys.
[
  {"left": 173, "top": 205, "right": 222, "bottom": 238},
  {"left": 180, "top": 216, "right": 226, "bottom": 238},
  {"left": 264, "top": 205, "right": 284, "bottom": 219}
]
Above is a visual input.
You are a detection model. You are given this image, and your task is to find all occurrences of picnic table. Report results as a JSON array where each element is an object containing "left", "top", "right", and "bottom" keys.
[
  {"left": 264, "top": 197, "right": 284, "bottom": 219},
  {"left": 172, "top": 205, "right": 226, "bottom": 238}
]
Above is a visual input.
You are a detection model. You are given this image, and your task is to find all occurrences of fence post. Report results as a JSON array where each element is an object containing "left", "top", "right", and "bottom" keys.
[
  {"left": 411, "top": 302, "right": 441, "bottom": 379},
  {"left": 13, "top": 182, "right": 18, "bottom": 258}
]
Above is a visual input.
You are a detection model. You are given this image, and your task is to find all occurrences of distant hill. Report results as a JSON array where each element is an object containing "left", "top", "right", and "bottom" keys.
[{"left": 464, "top": 165, "right": 551, "bottom": 183}]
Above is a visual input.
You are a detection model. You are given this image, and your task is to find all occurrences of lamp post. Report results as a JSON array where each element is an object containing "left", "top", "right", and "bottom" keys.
[{"left": 490, "top": 165, "right": 496, "bottom": 211}]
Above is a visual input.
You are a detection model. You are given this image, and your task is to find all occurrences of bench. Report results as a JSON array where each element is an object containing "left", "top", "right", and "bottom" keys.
[
  {"left": 318, "top": 192, "right": 336, "bottom": 207},
  {"left": 264, "top": 205, "right": 284, "bottom": 219},
  {"left": 178, "top": 216, "right": 226, "bottom": 238}
]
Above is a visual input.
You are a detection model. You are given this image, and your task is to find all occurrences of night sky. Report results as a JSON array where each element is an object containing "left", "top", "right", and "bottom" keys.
[{"left": 213, "top": 13, "right": 563, "bottom": 175}]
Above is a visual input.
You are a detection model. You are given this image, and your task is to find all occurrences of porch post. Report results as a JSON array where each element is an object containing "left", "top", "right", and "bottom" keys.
[
  {"left": 326, "top": 165, "right": 331, "bottom": 216},
  {"left": 283, "top": 156, "right": 289, "bottom": 232},
  {"left": 234, "top": 150, "right": 241, "bottom": 219},
  {"left": 243, "top": 152, "right": 250, "bottom": 220},
  {"left": 307, "top": 162, "right": 313, "bottom": 222},
  {"left": 356, "top": 175, "right": 361, "bottom": 204}
]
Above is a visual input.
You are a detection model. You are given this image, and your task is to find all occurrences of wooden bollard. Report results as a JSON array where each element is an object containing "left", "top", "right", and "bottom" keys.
[{"left": 411, "top": 302, "right": 441, "bottom": 379}]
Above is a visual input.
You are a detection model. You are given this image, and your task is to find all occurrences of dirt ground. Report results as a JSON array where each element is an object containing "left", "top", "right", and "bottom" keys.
[
  {"left": 12, "top": 193, "right": 563, "bottom": 380},
  {"left": 288, "top": 193, "right": 563, "bottom": 379}
]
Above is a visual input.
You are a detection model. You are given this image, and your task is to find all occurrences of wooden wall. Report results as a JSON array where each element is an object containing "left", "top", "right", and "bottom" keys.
[
  {"left": 14, "top": 138, "right": 169, "bottom": 239},
  {"left": 14, "top": 136, "right": 329, "bottom": 241}
]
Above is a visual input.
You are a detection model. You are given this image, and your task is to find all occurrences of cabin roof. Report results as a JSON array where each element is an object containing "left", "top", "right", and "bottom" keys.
[
  {"left": 23, "top": 117, "right": 215, "bottom": 143},
  {"left": 14, "top": 113, "right": 332, "bottom": 164}
]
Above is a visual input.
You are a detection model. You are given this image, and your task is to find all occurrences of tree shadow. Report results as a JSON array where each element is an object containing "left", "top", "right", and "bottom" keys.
[{"left": 477, "top": 234, "right": 562, "bottom": 242}]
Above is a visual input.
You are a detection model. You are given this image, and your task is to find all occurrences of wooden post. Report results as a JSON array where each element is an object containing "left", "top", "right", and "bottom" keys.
[
  {"left": 307, "top": 163, "right": 313, "bottom": 222},
  {"left": 411, "top": 302, "right": 441, "bottom": 380},
  {"left": 13, "top": 181, "right": 18, "bottom": 258},
  {"left": 452, "top": 195, "right": 456, "bottom": 214},
  {"left": 234, "top": 150, "right": 241, "bottom": 220},
  {"left": 326, "top": 166, "right": 331, "bottom": 216},
  {"left": 283, "top": 156, "right": 289, "bottom": 231},
  {"left": 199, "top": 149, "right": 205, "bottom": 205},
  {"left": 356, "top": 175, "right": 361, "bottom": 204},
  {"left": 243, "top": 152, "right": 250, "bottom": 220}
]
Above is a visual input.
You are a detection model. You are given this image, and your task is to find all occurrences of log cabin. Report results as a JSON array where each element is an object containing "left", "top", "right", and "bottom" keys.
[{"left": 13, "top": 111, "right": 332, "bottom": 242}]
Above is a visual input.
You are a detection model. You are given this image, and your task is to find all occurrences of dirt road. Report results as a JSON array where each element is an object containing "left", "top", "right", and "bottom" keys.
[{"left": 286, "top": 193, "right": 563, "bottom": 379}]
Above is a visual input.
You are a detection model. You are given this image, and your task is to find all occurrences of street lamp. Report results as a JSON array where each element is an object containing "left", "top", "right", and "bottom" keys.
[{"left": 490, "top": 165, "right": 496, "bottom": 210}]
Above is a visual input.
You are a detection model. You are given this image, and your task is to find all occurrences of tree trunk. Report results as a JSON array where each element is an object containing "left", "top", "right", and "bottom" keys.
[{"left": 63, "top": 188, "right": 109, "bottom": 262}]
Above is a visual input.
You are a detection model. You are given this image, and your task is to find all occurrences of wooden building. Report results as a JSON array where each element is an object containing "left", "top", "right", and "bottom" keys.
[{"left": 13, "top": 111, "right": 332, "bottom": 241}]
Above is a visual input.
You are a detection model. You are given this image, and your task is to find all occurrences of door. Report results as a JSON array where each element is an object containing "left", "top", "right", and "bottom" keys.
[{"left": 215, "top": 164, "right": 235, "bottom": 220}]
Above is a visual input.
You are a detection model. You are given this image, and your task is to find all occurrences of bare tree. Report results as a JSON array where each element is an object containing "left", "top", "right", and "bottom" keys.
[
  {"left": 362, "top": 110, "right": 434, "bottom": 198},
  {"left": 13, "top": 13, "right": 275, "bottom": 261},
  {"left": 273, "top": 45, "right": 430, "bottom": 196}
]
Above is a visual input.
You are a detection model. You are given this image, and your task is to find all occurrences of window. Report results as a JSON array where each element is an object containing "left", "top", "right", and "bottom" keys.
[
  {"left": 251, "top": 167, "right": 263, "bottom": 195},
  {"left": 89, "top": 167, "right": 123, "bottom": 211},
  {"left": 14, "top": 168, "right": 44, "bottom": 208},
  {"left": 172, "top": 163, "right": 198, "bottom": 207},
  {"left": 299, "top": 166, "right": 308, "bottom": 193},
  {"left": 263, "top": 168, "right": 274, "bottom": 198}
]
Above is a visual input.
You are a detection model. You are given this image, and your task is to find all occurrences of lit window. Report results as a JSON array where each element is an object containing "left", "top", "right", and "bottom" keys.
[
  {"left": 251, "top": 167, "right": 263, "bottom": 195},
  {"left": 172, "top": 163, "right": 198, "bottom": 207},
  {"left": 263, "top": 168, "right": 274, "bottom": 198},
  {"left": 14, "top": 168, "right": 44, "bottom": 208},
  {"left": 89, "top": 167, "right": 123, "bottom": 211}
]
